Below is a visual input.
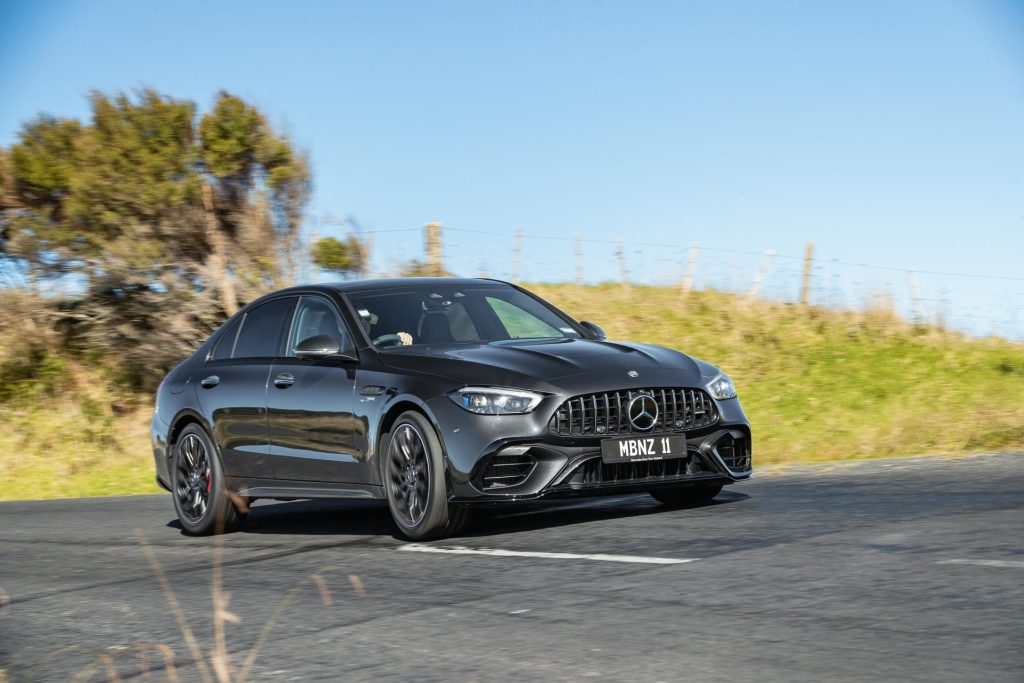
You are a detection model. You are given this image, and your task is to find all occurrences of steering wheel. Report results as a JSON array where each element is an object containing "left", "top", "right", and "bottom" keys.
[{"left": 373, "top": 333, "right": 404, "bottom": 348}]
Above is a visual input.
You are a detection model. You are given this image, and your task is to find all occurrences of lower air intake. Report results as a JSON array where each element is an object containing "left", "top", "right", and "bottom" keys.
[
  {"left": 555, "top": 451, "right": 713, "bottom": 490},
  {"left": 481, "top": 453, "right": 537, "bottom": 490},
  {"left": 714, "top": 432, "right": 751, "bottom": 473}
]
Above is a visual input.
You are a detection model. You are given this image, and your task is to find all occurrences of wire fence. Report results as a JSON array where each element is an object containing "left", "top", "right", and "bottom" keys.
[{"left": 325, "top": 224, "right": 1023, "bottom": 342}]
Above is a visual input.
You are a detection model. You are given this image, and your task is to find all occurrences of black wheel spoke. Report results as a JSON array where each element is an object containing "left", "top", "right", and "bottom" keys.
[
  {"left": 176, "top": 434, "right": 213, "bottom": 524},
  {"left": 387, "top": 424, "right": 431, "bottom": 528}
]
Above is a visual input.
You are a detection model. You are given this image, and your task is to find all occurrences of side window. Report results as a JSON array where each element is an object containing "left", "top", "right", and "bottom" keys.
[
  {"left": 233, "top": 297, "right": 295, "bottom": 359},
  {"left": 209, "top": 316, "right": 242, "bottom": 360},
  {"left": 486, "top": 297, "right": 562, "bottom": 339},
  {"left": 288, "top": 296, "right": 350, "bottom": 354}
]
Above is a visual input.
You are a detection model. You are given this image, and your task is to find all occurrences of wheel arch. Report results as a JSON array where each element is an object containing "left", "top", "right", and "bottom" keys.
[
  {"left": 166, "top": 409, "right": 213, "bottom": 459},
  {"left": 374, "top": 396, "right": 453, "bottom": 493}
]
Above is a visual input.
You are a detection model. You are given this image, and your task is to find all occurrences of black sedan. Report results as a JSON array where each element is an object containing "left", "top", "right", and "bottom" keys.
[{"left": 152, "top": 278, "right": 752, "bottom": 539}]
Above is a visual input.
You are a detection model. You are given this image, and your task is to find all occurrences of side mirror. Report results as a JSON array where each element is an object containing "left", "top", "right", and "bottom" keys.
[
  {"left": 295, "top": 334, "right": 354, "bottom": 361},
  {"left": 579, "top": 321, "right": 607, "bottom": 340}
]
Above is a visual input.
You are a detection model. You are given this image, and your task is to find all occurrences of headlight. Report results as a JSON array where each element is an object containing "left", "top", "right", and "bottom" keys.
[
  {"left": 448, "top": 387, "right": 544, "bottom": 415},
  {"left": 706, "top": 372, "right": 737, "bottom": 400}
]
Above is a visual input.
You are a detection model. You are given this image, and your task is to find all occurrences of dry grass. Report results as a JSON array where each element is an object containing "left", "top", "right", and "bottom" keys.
[{"left": 0, "top": 368, "right": 157, "bottom": 500}]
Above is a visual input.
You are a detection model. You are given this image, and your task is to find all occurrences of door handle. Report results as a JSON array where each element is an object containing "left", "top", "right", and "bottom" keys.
[
  {"left": 273, "top": 372, "right": 295, "bottom": 388},
  {"left": 200, "top": 375, "right": 220, "bottom": 389}
]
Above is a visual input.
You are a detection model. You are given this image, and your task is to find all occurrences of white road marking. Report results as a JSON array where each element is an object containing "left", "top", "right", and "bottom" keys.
[
  {"left": 398, "top": 544, "right": 697, "bottom": 565},
  {"left": 937, "top": 559, "right": 1024, "bottom": 569}
]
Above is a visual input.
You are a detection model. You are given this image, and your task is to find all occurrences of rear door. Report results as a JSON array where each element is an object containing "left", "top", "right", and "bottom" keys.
[
  {"left": 196, "top": 296, "right": 296, "bottom": 479},
  {"left": 267, "top": 295, "right": 363, "bottom": 483}
]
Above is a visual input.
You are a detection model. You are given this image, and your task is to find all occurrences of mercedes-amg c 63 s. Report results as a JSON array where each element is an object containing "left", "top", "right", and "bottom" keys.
[{"left": 152, "top": 278, "right": 752, "bottom": 539}]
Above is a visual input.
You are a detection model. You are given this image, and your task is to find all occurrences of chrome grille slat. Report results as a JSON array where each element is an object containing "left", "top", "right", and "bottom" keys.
[{"left": 549, "top": 387, "right": 718, "bottom": 437}]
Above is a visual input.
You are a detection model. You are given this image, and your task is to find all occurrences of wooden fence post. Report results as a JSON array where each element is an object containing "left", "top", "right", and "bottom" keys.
[
  {"left": 425, "top": 222, "right": 443, "bottom": 276},
  {"left": 681, "top": 242, "right": 699, "bottom": 297},
  {"left": 801, "top": 241, "right": 815, "bottom": 306},
  {"left": 362, "top": 230, "right": 373, "bottom": 279},
  {"left": 747, "top": 249, "right": 775, "bottom": 298}
]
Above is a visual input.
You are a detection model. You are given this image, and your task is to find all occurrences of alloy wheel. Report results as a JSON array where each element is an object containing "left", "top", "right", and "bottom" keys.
[
  {"left": 387, "top": 423, "right": 431, "bottom": 528},
  {"left": 175, "top": 433, "right": 212, "bottom": 523}
]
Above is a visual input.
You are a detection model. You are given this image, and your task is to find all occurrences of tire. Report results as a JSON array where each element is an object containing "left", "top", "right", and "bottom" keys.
[
  {"left": 649, "top": 483, "right": 723, "bottom": 507},
  {"left": 171, "top": 424, "right": 245, "bottom": 535},
  {"left": 383, "top": 411, "right": 471, "bottom": 540}
]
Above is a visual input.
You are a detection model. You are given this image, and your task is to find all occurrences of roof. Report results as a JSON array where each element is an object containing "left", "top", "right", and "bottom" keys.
[
  {"left": 322, "top": 277, "right": 511, "bottom": 293},
  {"left": 240, "top": 277, "right": 517, "bottom": 310}
]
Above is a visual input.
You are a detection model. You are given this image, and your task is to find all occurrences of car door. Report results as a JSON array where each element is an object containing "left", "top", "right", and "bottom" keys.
[
  {"left": 196, "top": 296, "right": 296, "bottom": 479},
  {"left": 267, "top": 294, "right": 362, "bottom": 483}
]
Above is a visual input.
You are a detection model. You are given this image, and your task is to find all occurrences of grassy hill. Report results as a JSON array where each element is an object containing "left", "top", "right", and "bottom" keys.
[{"left": 2, "top": 283, "right": 1022, "bottom": 500}]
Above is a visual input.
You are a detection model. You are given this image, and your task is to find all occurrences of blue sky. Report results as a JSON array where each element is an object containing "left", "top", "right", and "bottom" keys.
[{"left": 1, "top": 1, "right": 1023, "bottom": 335}]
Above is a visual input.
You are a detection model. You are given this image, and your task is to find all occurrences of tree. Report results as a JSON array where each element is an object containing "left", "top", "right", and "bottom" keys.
[
  {"left": 310, "top": 235, "right": 365, "bottom": 279},
  {"left": 0, "top": 89, "right": 312, "bottom": 388},
  {"left": 198, "top": 92, "right": 311, "bottom": 307}
]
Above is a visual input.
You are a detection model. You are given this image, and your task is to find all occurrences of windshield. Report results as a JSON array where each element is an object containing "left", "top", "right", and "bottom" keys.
[{"left": 346, "top": 284, "right": 584, "bottom": 349}]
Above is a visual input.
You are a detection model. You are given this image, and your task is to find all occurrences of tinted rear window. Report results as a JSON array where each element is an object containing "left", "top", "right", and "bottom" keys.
[
  {"left": 209, "top": 317, "right": 242, "bottom": 360},
  {"left": 233, "top": 297, "right": 294, "bottom": 358}
]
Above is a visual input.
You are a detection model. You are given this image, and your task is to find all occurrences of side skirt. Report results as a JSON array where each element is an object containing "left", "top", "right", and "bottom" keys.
[{"left": 226, "top": 476, "right": 385, "bottom": 501}]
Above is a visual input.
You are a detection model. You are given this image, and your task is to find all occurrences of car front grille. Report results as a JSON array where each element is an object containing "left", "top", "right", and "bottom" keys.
[
  {"left": 549, "top": 388, "right": 718, "bottom": 437},
  {"left": 554, "top": 451, "right": 714, "bottom": 490}
]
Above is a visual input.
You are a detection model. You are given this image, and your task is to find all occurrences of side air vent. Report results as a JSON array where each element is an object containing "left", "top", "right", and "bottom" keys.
[
  {"left": 480, "top": 452, "right": 537, "bottom": 490},
  {"left": 713, "top": 432, "right": 752, "bottom": 473}
]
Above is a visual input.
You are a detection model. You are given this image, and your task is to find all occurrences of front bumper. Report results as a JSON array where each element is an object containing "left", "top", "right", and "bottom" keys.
[{"left": 426, "top": 393, "right": 752, "bottom": 504}]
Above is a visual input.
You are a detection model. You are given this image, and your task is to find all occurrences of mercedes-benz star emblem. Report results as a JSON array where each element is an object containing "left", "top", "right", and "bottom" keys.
[
  {"left": 627, "top": 393, "right": 659, "bottom": 431},
  {"left": 627, "top": 370, "right": 639, "bottom": 378}
]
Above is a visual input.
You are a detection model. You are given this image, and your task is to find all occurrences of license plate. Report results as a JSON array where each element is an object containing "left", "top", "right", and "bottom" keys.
[{"left": 601, "top": 434, "right": 687, "bottom": 464}]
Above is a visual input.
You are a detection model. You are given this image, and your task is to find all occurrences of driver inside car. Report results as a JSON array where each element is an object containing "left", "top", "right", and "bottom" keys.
[{"left": 357, "top": 309, "right": 414, "bottom": 346}]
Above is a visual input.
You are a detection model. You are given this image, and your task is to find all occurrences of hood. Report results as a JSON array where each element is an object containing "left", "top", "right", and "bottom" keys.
[{"left": 377, "top": 338, "right": 709, "bottom": 393}]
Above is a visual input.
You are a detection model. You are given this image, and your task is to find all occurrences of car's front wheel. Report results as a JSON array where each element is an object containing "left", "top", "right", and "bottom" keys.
[
  {"left": 649, "top": 483, "right": 723, "bottom": 507},
  {"left": 171, "top": 424, "right": 245, "bottom": 535},
  {"left": 383, "top": 411, "right": 471, "bottom": 540}
]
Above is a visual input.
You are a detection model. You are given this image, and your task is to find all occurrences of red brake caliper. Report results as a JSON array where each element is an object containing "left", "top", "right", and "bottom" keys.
[{"left": 205, "top": 468, "right": 212, "bottom": 493}]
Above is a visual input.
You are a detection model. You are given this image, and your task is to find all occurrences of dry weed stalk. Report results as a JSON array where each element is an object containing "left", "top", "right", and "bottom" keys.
[
  {"left": 36, "top": 644, "right": 177, "bottom": 683},
  {"left": 130, "top": 529, "right": 360, "bottom": 683}
]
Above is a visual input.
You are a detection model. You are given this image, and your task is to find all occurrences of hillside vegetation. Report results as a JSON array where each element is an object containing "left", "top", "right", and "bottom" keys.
[
  {"left": 536, "top": 284, "right": 1024, "bottom": 463},
  {"left": 2, "top": 283, "right": 1023, "bottom": 500}
]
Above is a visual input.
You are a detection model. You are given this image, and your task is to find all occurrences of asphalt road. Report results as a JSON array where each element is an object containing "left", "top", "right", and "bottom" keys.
[{"left": 1, "top": 452, "right": 1022, "bottom": 682}]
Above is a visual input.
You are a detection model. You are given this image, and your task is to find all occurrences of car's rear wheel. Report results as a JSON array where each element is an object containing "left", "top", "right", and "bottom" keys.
[
  {"left": 171, "top": 424, "right": 245, "bottom": 535},
  {"left": 384, "top": 411, "right": 471, "bottom": 540},
  {"left": 649, "top": 483, "right": 723, "bottom": 507}
]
